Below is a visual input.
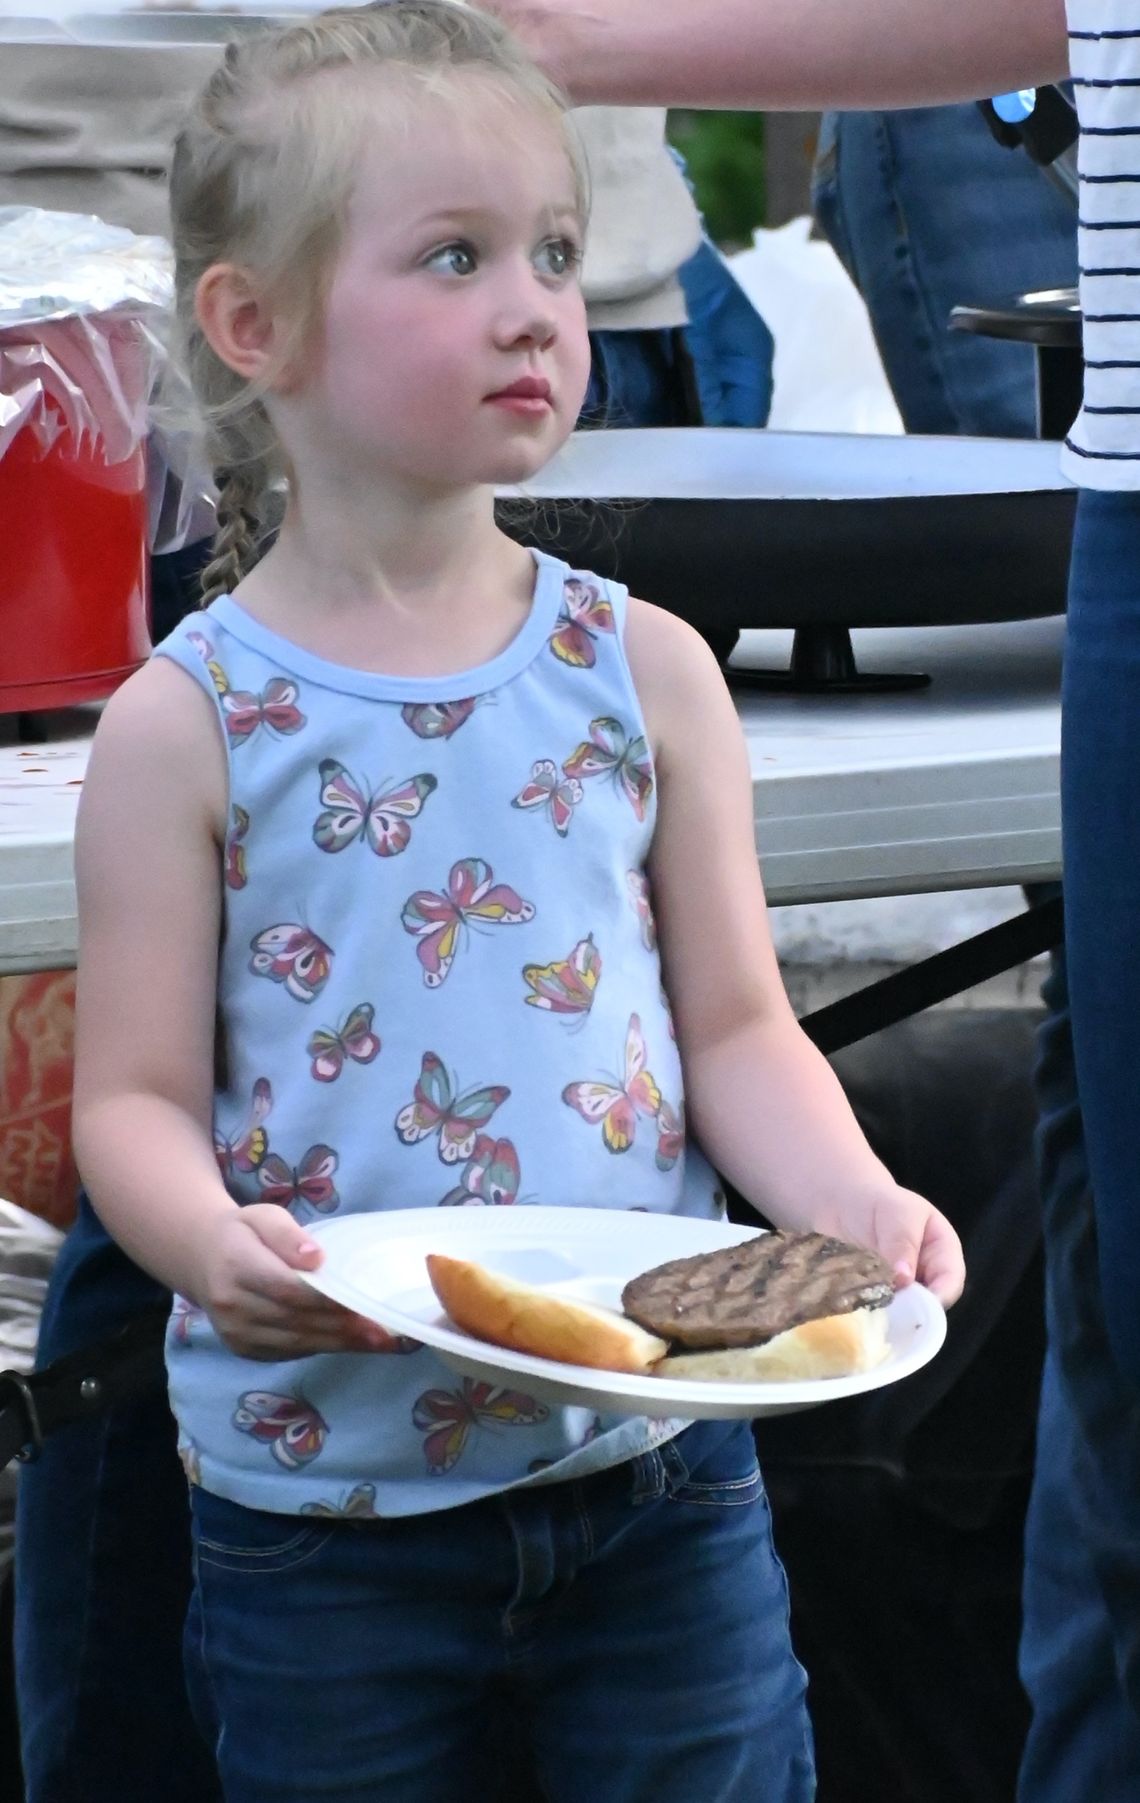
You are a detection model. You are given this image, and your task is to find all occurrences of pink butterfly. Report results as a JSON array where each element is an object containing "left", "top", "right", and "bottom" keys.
[
  {"left": 412, "top": 1379, "right": 548, "bottom": 1475},
  {"left": 549, "top": 578, "right": 615, "bottom": 668},
  {"left": 563, "top": 1013, "right": 662, "bottom": 1154},
  {"left": 655, "top": 1101, "right": 684, "bottom": 1173},
  {"left": 401, "top": 857, "right": 535, "bottom": 988},
  {"left": 186, "top": 630, "right": 228, "bottom": 696},
  {"left": 401, "top": 699, "right": 477, "bottom": 740},
  {"left": 307, "top": 1002, "right": 381, "bottom": 1083},
  {"left": 564, "top": 716, "right": 653, "bottom": 821},
  {"left": 301, "top": 1484, "right": 380, "bottom": 1519},
  {"left": 257, "top": 1143, "right": 339, "bottom": 1214},
  {"left": 214, "top": 1077, "right": 272, "bottom": 1181},
  {"left": 511, "top": 758, "right": 583, "bottom": 837},
  {"left": 439, "top": 1135, "right": 521, "bottom": 1205},
  {"left": 225, "top": 805, "right": 250, "bottom": 891},
  {"left": 249, "top": 923, "right": 333, "bottom": 1003},
  {"left": 395, "top": 1053, "right": 510, "bottom": 1165},
  {"left": 522, "top": 934, "right": 601, "bottom": 1017},
  {"left": 171, "top": 1296, "right": 205, "bottom": 1345},
  {"left": 221, "top": 676, "right": 306, "bottom": 744},
  {"left": 626, "top": 870, "right": 657, "bottom": 950},
  {"left": 313, "top": 760, "right": 436, "bottom": 857},
  {"left": 232, "top": 1391, "right": 328, "bottom": 1469}
]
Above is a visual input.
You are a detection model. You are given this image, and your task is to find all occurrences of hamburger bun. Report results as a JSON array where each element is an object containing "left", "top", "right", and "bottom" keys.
[
  {"left": 425, "top": 1253, "right": 670, "bottom": 1374},
  {"left": 654, "top": 1305, "right": 891, "bottom": 1381}
]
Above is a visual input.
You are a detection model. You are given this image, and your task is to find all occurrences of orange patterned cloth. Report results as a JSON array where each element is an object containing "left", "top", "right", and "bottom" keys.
[{"left": 0, "top": 971, "right": 78, "bottom": 1229}]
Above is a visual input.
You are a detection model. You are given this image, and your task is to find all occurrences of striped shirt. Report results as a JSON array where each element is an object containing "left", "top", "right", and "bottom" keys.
[{"left": 1064, "top": 3, "right": 1140, "bottom": 484}]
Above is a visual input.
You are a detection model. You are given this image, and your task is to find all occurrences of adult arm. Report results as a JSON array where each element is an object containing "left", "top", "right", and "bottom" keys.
[{"left": 491, "top": 0, "right": 1070, "bottom": 108}]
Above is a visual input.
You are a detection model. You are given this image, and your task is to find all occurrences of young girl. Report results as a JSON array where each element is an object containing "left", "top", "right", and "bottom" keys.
[{"left": 72, "top": 6, "right": 964, "bottom": 1799}]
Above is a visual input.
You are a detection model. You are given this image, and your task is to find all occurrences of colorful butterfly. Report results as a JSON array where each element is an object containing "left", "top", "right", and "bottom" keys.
[
  {"left": 626, "top": 869, "right": 657, "bottom": 950},
  {"left": 312, "top": 761, "right": 436, "bottom": 857},
  {"left": 549, "top": 578, "right": 615, "bottom": 669},
  {"left": 213, "top": 1077, "right": 272, "bottom": 1181},
  {"left": 412, "top": 1378, "right": 548, "bottom": 1475},
  {"left": 395, "top": 1053, "right": 510, "bottom": 1165},
  {"left": 563, "top": 1013, "right": 662, "bottom": 1153},
  {"left": 257, "top": 1143, "right": 340, "bottom": 1215},
  {"left": 655, "top": 1101, "right": 684, "bottom": 1173},
  {"left": 221, "top": 676, "right": 306, "bottom": 745},
  {"left": 511, "top": 758, "right": 583, "bottom": 837},
  {"left": 232, "top": 1391, "right": 328, "bottom": 1469},
  {"left": 401, "top": 858, "right": 535, "bottom": 988},
  {"left": 439, "top": 1134, "right": 521, "bottom": 1205},
  {"left": 171, "top": 1295, "right": 205, "bottom": 1345},
  {"left": 249, "top": 923, "right": 333, "bottom": 1003},
  {"left": 401, "top": 699, "right": 477, "bottom": 740},
  {"left": 522, "top": 934, "right": 601, "bottom": 1018},
  {"left": 186, "top": 630, "right": 228, "bottom": 696},
  {"left": 564, "top": 716, "right": 653, "bottom": 821},
  {"left": 225, "top": 805, "right": 250, "bottom": 891},
  {"left": 307, "top": 1002, "right": 381, "bottom": 1083},
  {"left": 300, "top": 1484, "right": 380, "bottom": 1520}
]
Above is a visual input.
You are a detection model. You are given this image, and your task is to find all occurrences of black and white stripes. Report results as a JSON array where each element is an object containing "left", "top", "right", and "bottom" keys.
[{"left": 1065, "top": 5, "right": 1140, "bottom": 479}]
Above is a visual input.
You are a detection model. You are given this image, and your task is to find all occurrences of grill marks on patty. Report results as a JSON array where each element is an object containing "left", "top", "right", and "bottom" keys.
[{"left": 620, "top": 1232, "right": 896, "bottom": 1350}]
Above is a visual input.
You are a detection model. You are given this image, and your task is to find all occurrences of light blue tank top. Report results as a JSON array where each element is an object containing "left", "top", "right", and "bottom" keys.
[{"left": 156, "top": 549, "right": 724, "bottom": 1517}]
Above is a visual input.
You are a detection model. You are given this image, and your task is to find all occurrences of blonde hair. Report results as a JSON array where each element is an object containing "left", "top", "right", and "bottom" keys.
[{"left": 171, "top": 1, "right": 581, "bottom": 605}]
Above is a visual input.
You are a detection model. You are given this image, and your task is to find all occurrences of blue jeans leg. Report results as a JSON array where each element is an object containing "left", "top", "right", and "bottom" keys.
[
  {"left": 185, "top": 1420, "right": 814, "bottom": 1803},
  {"left": 811, "top": 106, "right": 1077, "bottom": 437},
  {"left": 14, "top": 1194, "right": 220, "bottom": 1802}
]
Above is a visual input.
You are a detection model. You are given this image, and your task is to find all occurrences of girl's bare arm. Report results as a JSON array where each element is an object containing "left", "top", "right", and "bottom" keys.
[{"left": 490, "top": 0, "right": 1070, "bottom": 109}]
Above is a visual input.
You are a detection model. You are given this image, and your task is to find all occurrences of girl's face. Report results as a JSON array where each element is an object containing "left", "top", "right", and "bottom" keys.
[{"left": 299, "top": 84, "right": 591, "bottom": 492}]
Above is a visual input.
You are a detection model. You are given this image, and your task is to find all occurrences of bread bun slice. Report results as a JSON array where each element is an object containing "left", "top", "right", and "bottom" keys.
[
  {"left": 655, "top": 1305, "right": 891, "bottom": 1382},
  {"left": 426, "top": 1254, "right": 671, "bottom": 1374}
]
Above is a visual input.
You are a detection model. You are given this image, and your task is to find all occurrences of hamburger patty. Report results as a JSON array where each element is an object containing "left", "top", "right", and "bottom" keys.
[{"left": 620, "top": 1231, "right": 895, "bottom": 1349}]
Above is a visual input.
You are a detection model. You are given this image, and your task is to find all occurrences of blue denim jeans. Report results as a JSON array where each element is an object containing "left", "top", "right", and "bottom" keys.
[
  {"left": 1018, "top": 937, "right": 1140, "bottom": 1797},
  {"left": 811, "top": 106, "right": 1077, "bottom": 437},
  {"left": 185, "top": 1418, "right": 813, "bottom": 1803}
]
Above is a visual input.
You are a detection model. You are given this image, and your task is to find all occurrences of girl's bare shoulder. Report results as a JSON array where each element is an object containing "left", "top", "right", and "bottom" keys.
[{"left": 82, "top": 655, "right": 228, "bottom": 839}]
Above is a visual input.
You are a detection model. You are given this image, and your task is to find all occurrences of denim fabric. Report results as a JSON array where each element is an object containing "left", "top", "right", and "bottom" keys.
[
  {"left": 184, "top": 1418, "right": 814, "bottom": 1803},
  {"left": 811, "top": 106, "right": 1077, "bottom": 438},
  {"left": 1018, "top": 940, "right": 1140, "bottom": 1793}
]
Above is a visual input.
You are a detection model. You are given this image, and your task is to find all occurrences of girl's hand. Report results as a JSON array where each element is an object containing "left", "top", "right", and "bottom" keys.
[
  {"left": 820, "top": 1184, "right": 966, "bottom": 1308},
  {"left": 194, "top": 1205, "right": 397, "bottom": 1360}
]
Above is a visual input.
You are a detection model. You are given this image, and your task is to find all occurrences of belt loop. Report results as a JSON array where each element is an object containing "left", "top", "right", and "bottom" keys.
[{"left": 0, "top": 1370, "right": 45, "bottom": 1462}]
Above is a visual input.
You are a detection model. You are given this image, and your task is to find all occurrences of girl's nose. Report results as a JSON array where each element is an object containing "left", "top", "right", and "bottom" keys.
[{"left": 492, "top": 266, "right": 559, "bottom": 351}]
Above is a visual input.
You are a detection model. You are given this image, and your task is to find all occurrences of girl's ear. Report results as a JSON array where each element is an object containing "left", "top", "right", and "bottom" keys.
[{"left": 195, "top": 263, "right": 283, "bottom": 384}]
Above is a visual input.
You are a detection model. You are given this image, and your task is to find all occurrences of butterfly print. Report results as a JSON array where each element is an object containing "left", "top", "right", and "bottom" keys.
[
  {"left": 221, "top": 676, "right": 306, "bottom": 745},
  {"left": 563, "top": 1013, "right": 662, "bottom": 1154},
  {"left": 401, "top": 699, "right": 477, "bottom": 740},
  {"left": 412, "top": 1379, "right": 548, "bottom": 1475},
  {"left": 257, "top": 1143, "right": 339, "bottom": 1215},
  {"left": 549, "top": 578, "right": 615, "bottom": 669},
  {"left": 171, "top": 1296, "right": 205, "bottom": 1345},
  {"left": 232, "top": 1391, "right": 328, "bottom": 1469},
  {"left": 401, "top": 858, "right": 535, "bottom": 988},
  {"left": 655, "top": 1101, "right": 684, "bottom": 1173},
  {"left": 522, "top": 935, "right": 601, "bottom": 1018},
  {"left": 395, "top": 1053, "right": 509, "bottom": 1165},
  {"left": 564, "top": 717, "right": 653, "bottom": 821},
  {"left": 511, "top": 758, "right": 583, "bottom": 837},
  {"left": 626, "top": 870, "right": 657, "bottom": 950},
  {"left": 439, "top": 1134, "right": 521, "bottom": 1205},
  {"left": 186, "top": 630, "right": 227, "bottom": 696},
  {"left": 225, "top": 805, "right": 250, "bottom": 890},
  {"left": 214, "top": 1077, "right": 272, "bottom": 1181},
  {"left": 313, "top": 760, "right": 436, "bottom": 857},
  {"left": 249, "top": 923, "right": 333, "bottom": 1003},
  {"left": 307, "top": 1002, "right": 381, "bottom": 1083},
  {"left": 301, "top": 1484, "right": 380, "bottom": 1520}
]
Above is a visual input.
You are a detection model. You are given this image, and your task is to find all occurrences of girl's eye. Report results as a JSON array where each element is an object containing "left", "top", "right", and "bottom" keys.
[
  {"left": 425, "top": 242, "right": 477, "bottom": 277},
  {"left": 535, "top": 237, "right": 582, "bottom": 280}
]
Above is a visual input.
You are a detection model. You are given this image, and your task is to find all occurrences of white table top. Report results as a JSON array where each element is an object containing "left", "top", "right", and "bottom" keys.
[{"left": 0, "top": 614, "right": 1063, "bottom": 975}]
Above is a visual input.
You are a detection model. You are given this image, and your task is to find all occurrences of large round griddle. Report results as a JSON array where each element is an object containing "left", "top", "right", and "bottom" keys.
[{"left": 501, "top": 428, "right": 1077, "bottom": 691}]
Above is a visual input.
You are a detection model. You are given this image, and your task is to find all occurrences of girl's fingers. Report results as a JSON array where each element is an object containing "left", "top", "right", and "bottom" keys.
[{"left": 914, "top": 1214, "right": 966, "bottom": 1307}]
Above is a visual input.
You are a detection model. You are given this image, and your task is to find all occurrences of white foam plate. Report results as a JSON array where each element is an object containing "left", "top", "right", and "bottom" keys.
[{"left": 301, "top": 1207, "right": 947, "bottom": 1420}]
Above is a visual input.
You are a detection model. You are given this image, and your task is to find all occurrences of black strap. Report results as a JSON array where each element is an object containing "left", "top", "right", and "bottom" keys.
[{"left": 0, "top": 899, "right": 1064, "bottom": 1471}]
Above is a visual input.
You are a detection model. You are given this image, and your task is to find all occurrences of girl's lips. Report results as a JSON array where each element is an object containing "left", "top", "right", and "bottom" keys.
[{"left": 486, "top": 377, "right": 553, "bottom": 410}]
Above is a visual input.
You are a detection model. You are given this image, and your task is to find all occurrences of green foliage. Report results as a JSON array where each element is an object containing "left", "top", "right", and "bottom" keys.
[{"left": 666, "top": 111, "right": 766, "bottom": 251}]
